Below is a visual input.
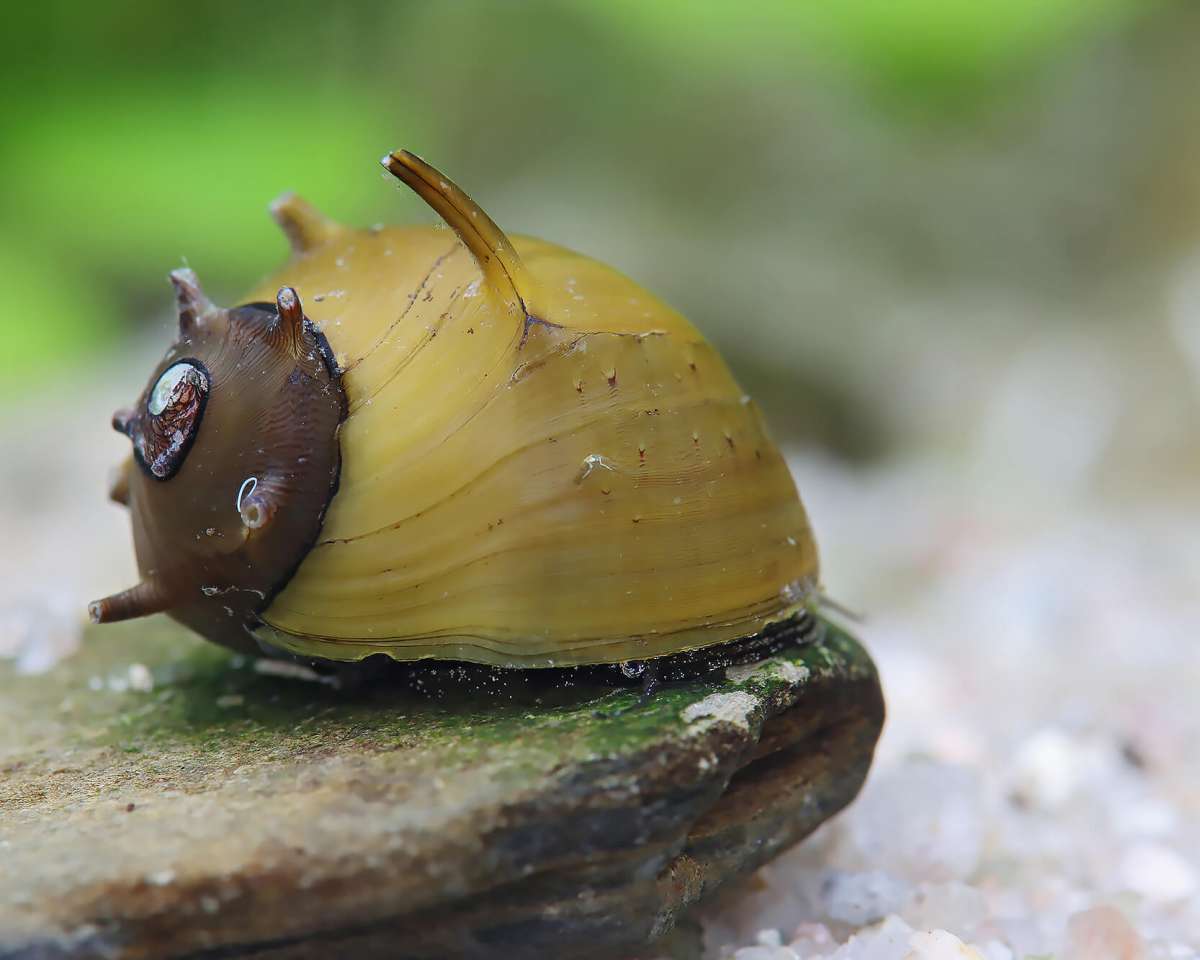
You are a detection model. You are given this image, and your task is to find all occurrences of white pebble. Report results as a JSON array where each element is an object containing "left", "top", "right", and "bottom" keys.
[
  {"left": 830, "top": 915, "right": 914, "bottom": 960},
  {"left": 0, "top": 597, "right": 82, "bottom": 675},
  {"left": 144, "top": 869, "right": 175, "bottom": 887},
  {"left": 127, "top": 662, "right": 153, "bottom": 693},
  {"left": 788, "top": 922, "right": 835, "bottom": 954},
  {"left": 1064, "top": 905, "right": 1145, "bottom": 960},
  {"left": 901, "top": 882, "right": 987, "bottom": 934},
  {"left": 735, "top": 947, "right": 798, "bottom": 960},
  {"left": 1119, "top": 842, "right": 1198, "bottom": 902},
  {"left": 847, "top": 761, "right": 983, "bottom": 881},
  {"left": 824, "top": 870, "right": 909, "bottom": 925},
  {"left": 1008, "top": 727, "right": 1115, "bottom": 811},
  {"left": 905, "top": 929, "right": 988, "bottom": 960}
]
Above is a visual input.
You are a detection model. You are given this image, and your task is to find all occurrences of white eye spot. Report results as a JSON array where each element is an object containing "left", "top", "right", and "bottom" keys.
[
  {"left": 238, "top": 475, "right": 270, "bottom": 530},
  {"left": 236, "top": 476, "right": 258, "bottom": 514},
  {"left": 149, "top": 362, "right": 202, "bottom": 415}
]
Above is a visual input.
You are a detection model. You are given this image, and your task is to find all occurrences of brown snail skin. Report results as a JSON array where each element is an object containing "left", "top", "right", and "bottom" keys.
[
  {"left": 95, "top": 150, "right": 822, "bottom": 677},
  {"left": 97, "top": 281, "right": 345, "bottom": 652}
]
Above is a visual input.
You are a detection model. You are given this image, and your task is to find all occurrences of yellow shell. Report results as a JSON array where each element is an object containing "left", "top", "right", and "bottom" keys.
[{"left": 244, "top": 152, "right": 818, "bottom": 667}]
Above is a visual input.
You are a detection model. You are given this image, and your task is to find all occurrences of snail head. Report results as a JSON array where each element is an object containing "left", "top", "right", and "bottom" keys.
[{"left": 94, "top": 270, "right": 345, "bottom": 653}]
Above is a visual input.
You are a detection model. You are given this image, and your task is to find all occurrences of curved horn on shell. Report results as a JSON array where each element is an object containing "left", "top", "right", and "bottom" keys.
[{"left": 381, "top": 149, "right": 544, "bottom": 322}]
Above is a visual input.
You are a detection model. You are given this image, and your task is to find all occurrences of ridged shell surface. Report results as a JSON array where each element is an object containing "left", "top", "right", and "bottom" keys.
[{"left": 245, "top": 226, "right": 818, "bottom": 666}]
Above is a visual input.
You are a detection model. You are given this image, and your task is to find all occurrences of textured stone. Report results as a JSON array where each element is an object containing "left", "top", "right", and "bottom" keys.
[{"left": 0, "top": 619, "right": 882, "bottom": 960}]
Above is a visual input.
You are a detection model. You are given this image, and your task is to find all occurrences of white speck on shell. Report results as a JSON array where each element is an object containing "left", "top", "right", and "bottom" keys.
[
  {"left": 311, "top": 289, "right": 346, "bottom": 303},
  {"left": 576, "top": 454, "right": 616, "bottom": 484}
]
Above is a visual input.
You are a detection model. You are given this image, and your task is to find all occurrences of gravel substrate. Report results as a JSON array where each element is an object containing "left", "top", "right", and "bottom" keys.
[{"left": 693, "top": 331, "right": 1200, "bottom": 958}]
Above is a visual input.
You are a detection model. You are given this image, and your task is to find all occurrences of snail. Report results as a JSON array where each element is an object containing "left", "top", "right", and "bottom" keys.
[{"left": 94, "top": 149, "right": 822, "bottom": 683}]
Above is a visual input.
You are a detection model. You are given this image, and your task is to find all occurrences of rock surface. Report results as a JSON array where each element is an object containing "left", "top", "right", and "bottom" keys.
[{"left": 0, "top": 619, "right": 882, "bottom": 960}]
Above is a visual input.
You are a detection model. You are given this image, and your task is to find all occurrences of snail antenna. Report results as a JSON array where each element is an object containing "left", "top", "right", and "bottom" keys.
[
  {"left": 817, "top": 592, "right": 865, "bottom": 624},
  {"left": 274, "top": 286, "right": 307, "bottom": 355},
  {"left": 170, "top": 268, "right": 221, "bottom": 336},
  {"left": 381, "top": 149, "right": 544, "bottom": 322},
  {"left": 108, "top": 457, "right": 132, "bottom": 507},
  {"left": 269, "top": 193, "right": 342, "bottom": 254},
  {"left": 88, "top": 577, "right": 181, "bottom": 625}
]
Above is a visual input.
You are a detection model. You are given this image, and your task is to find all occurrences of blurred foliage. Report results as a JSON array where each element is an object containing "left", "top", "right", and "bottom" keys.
[
  {"left": 0, "top": 0, "right": 1149, "bottom": 406},
  {"left": 581, "top": 0, "right": 1134, "bottom": 98}
]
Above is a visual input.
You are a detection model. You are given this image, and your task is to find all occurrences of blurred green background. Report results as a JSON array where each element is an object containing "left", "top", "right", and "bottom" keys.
[{"left": 2, "top": 0, "right": 1196, "bottom": 462}]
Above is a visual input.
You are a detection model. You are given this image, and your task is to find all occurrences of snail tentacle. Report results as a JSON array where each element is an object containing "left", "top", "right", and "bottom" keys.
[
  {"left": 273, "top": 286, "right": 306, "bottom": 356},
  {"left": 817, "top": 592, "right": 865, "bottom": 624},
  {"left": 88, "top": 577, "right": 180, "bottom": 624},
  {"left": 380, "top": 149, "right": 545, "bottom": 324},
  {"left": 170, "top": 268, "right": 222, "bottom": 336},
  {"left": 108, "top": 457, "right": 132, "bottom": 507},
  {"left": 269, "top": 192, "right": 342, "bottom": 254}
]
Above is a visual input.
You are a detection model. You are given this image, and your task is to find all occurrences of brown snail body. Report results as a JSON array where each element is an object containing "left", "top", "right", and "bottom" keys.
[{"left": 95, "top": 151, "right": 820, "bottom": 669}]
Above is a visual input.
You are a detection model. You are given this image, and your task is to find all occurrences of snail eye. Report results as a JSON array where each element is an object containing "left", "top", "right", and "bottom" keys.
[
  {"left": 149, "top": 362, "right": 201, "bottom": 415},
  {"left": 136, "top": 360, "right": 210, "bottom": 480}
]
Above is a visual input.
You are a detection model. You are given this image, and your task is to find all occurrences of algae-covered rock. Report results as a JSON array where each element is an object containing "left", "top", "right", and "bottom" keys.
[{"left": 0, "top": 619, "right": 883, "bottom": 960}]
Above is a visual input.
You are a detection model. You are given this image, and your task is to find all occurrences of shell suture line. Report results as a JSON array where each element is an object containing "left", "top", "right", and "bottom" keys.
[{"left": 342, "top": 242, "right": 460, "bottom": 375}]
